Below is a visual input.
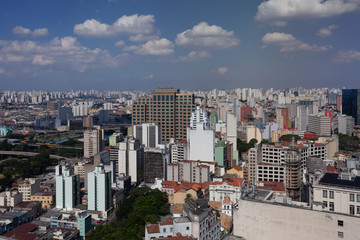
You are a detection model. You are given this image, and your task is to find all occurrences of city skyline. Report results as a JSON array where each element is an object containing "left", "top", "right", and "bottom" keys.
[{"left": 1, "top": 0, "right": 360, "bottom": 91}]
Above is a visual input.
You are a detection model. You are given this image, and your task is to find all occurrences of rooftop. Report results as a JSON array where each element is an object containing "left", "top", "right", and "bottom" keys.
[{"left": 318, "top": 173, "right": 360, "bottom": 190}]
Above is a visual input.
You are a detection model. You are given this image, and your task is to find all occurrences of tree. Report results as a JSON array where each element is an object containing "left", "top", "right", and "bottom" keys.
[{"left": 279, "top": 134, "right": 300, "bottom": 142}]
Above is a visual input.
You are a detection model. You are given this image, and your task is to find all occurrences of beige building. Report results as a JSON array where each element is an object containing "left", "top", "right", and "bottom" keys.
[
  {"left": 83, "top": 127, "right": 104, "bottom": 158},
  {"left": 233, "top": 197, "right": 360, "bottom": 240},
  {"left": 132, "top": 88, "right": 196, "bottom": 143},
  {"left": 167, "top": 160, "right": 210, "bottom": 183},
  {"left": 0, "top": 191, "right": 22, "bottom": 207},
  {"left": 31, "top": 192, "right": 55, "bottom": 209},
  {"left": 18, "top": 178, "right": 40, "bottom": 201}
]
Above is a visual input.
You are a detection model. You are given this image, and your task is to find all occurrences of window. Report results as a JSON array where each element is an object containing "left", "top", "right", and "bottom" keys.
[
  {"left": 338, "top": 231, "right": 344, "bottom": 238},
  {"left": 323, "top": 190, "right": 327, "bottom": 198},
  {"left": 329, "top": 191, "right": 334, "bottom": 199},
  {"left": 329, "top": 202, "right": 334, "bottom": 211},
  {"left": 186, "top": 226, "right": 190, "bottom": 230},
  {"left": 338, "top": 220, "right": 343, "bottom": 227},
  {"left": 350, "top": 193, "right": 355, "bottom": 202},
  {"left": 323, "top": 201, "right": 328, "bottom": 208},
  {"left": 357, "top": 194, "right": 360, "bottom": 202},
  {"left": 350, "top": 205, "right": 355, "bottom": 215}
]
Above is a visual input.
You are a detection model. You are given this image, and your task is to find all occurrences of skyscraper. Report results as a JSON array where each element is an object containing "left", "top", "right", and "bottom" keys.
[
  {"left": 132, "top": 88, "right": 196, "bottom": 143},
  {"left": 133, "top": 123, "right": 160, "bottom": 148},
  {"left": 56, "top": 168, "right": 80, "bottom": 211},
  {"left": 88, "top": 165, "right": 112, "bottom": 212},
  {"left": 84, "top": 127, "right": 104, "bottom": 158},
  {"left": 342, "top": 89, "right": 360, "bottom": 125}
]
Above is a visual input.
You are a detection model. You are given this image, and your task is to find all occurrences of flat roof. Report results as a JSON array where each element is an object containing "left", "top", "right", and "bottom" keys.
[{"left": 319, "top": 173, "right": 360, "bottom": 190}]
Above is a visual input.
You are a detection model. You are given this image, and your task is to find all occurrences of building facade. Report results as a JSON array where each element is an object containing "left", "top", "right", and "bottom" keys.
[{"left": 88, "top": 165, "right": 112, "bottom": 212}]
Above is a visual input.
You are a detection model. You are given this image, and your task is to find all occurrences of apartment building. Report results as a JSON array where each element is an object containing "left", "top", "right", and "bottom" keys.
[
  {"left": 18, "top": 178, "right": 40, "bottom": 202},
  {"left": 167, "top": 160, "right": 210, "bottom": 183}
]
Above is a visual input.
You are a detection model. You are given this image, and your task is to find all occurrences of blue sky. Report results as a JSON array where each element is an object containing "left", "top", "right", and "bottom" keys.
[{"left": 1, "top": 0, "right": 360, "bottom": 91}]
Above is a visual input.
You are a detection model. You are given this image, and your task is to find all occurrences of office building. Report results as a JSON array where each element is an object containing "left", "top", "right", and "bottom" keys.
[
  {"left": 144, "top": 148, "right": 167, "bottom": 183},
  {"left": 133, "top": 123, "right": 160, "bottom": 148},
  {"left": 83, "top": 127, "right": 104, "bottom": 158},
  {"left": 58, "top": 107, "right": 73, "bottom": 125},
  {"left": 56, "top": 168, "right": 80, "bottom": 211},
  {"left": 118, "top": 137, "right": 144, "bottom": 184},
  {"left": 308, "top": 115, "right": 331, "bottom": 137},
  {"left": 167, "top": 160, "right": 210, "bottom": 183},
  {"left": 338, "top": 115, "right": 355, "bottom": 136},
  {"left": 88, "top": 165, "right": 112, "bottom": 212},
  {"left": 190, "top": 106, "right": 209, "bottom": 130},
  {"left": 18, "top": 178, "right": 40, "bottom": 202},
  {"left": 187, "top": 122, "right": 215, "bottom": 162},
  {"left": 98, "top": 109, "right": 109, "bottom": 125},
  {"left": 342, "top": 89, "right": 360, "bottom": 125},
  {"left": 132, "top": 88, "right": 196, "bottom": 143},
  {"left": 169, "top": 139, "right": 187, "bottom": 163}
]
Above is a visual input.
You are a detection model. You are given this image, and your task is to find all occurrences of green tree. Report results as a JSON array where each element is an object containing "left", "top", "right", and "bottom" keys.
[{"left": 279, "top": 134, "right": 300, "bottom": 142}]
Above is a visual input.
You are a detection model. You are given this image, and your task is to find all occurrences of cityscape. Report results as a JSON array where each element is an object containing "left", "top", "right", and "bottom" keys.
[{"left": 1, "top": 1, "right": 360, "bottom": 240}]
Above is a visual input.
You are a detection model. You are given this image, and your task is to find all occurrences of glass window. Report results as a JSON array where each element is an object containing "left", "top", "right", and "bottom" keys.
[
  {"left": 350, "top": 205, "right": 355, "bottom": 215},
  {"left": 357, "top": 194, "right": 360, "bottom": 202},
  {"left": 350, "top": 194, "right": 355, "bottom": 202},
  {"left": 357, "top": 206, "right": 360, "bottom": 214},
  {"left": 323, "top": 190, "right": 327, "bottom": 198},
  {"left": 329, "top": 191, "right": 334, "bottom": 199},
  {"left": 338, "top": 231, "right": 344, "bottom": 238},
  {"left": 323, "top": 201, "right": 328, "bottom": 208},
  {"left": 338, "top": 220, "right": 343, "bottom": 227},
  {"left": 329, "top": 202, "right": 334, "bottom": 211}
]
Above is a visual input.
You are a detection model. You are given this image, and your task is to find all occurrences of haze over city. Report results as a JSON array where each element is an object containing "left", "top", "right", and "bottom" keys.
[{"left": 1, "top": 0, "right": 360, "bottom": 90}]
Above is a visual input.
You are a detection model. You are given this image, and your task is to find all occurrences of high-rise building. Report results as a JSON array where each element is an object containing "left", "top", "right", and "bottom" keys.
[
  {"left": 88, "top": 165, "right": 112, "bottom": 212},
  {"left": 190, "top": 106, "right": 209, "bottom": 130},
  {"left": 169, "top": 139, "right": 187, "bottom": 163},
  {"left": 187, "top": 122, "right": 215, "bottom": 162},
  {"left": 98, "top": 110, "right": 109, "bottom": 125},
  {"left": 342, "top": 89, "right": 360, "bottom": 125},
  {"left": 143, "top": 148, "right": 166, "bottom": 183},
  {"left": 58, "top": 107, "right": 74, "bottom": 125},
  {"left": 83, "top": 127, "right": 104, "bottom": 158},
  {"left": 118, "top": 137, "right": 144, "bottom": 184},
  {"left": 132, "top": 88, "right": 196, "bottom": 143},
  {"left": 56, "top": 168, "right": 80, "bottom": 211},
  {"left": 308, "top": 115, "right": 331, "bottom": 137},
  {"left": 338, "top": 115, "right": 355, "bottom": 135},
  {"left": 133, "top": 123, "right": 160, "bottom": 148},
  {"left": 18, "top": 178, "right": 40, "bottom": 202}
]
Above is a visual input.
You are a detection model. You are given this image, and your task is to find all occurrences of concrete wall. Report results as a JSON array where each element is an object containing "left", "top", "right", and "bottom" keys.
[{"left": 233, "top": 199, "right": 360, "bottom": 240}]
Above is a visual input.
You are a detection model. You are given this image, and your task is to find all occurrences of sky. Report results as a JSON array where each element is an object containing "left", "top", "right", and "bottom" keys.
[{"left": 1, "top": 0, "right": 360, "bottom": 91}]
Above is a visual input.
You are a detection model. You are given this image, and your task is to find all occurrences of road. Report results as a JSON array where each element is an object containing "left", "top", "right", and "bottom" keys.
[{"left": 0, "top": 150, "right": 75, "bottom": 161}]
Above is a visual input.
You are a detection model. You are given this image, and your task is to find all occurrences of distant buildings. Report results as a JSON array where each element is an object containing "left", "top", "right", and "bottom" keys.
[{"left": 167, "top": 160, "right": 210, "bottom": 183}]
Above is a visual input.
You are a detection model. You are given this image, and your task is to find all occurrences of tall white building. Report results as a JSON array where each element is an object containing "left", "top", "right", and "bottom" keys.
[
  {"left": 118, "top": 137, "right": 144, "bottom": 184},
  {"left": 169, "top": 139, "right": 187, "bottom": 163},
  {"left": 88, "top": 165, "right": 112, "bottom": 212},
  {"left": 84, "top": 127, "right": 104, "bottom": 158},
  {"left": 226, "top": 112, "right": 237, "bottom": 150},
  {"left": 308, "top": 115, "right": 331, "bottom": 137},
  {"left": 56, "top": 168, "right": 80, "bottom": 211},
  {"left": 190, "top": 106, "right": 209, "bottom": 130},
  {"left": 338, "top": 115, "right": 354, "bottom": 136},
  {"left": 133, "top": 123, "right": 160, "bottom": 148},
  {"left": 187, "top": 122, "right": 215, "bottom": 162}
]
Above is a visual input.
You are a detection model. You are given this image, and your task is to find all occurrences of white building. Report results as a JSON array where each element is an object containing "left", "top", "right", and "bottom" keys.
[
  {"left": 88, "top": 165, "right": 112, "bottom": 212},
  {"left": 169, "top": 139, "right": 187, "bottom": 163},
  {"left": 56, "top": 168, "right": 80, "bottom": 211},
  {"left": 209, "top": 180, "right": 241, "bottom": 203},
  {"left": 133, "top": 123, "right": 160, "bottom": 148},
  {"left": 18, "top": 178, "right": 40, "bottom": 202},
  {"left": 226, "top": 112, "right": 237, "bottom": 150},
  {"left": 118, "top": 137, "right": 144, "bottom": 184},
  {"left": 338, "top": 115, "right": 355, "bottom": 136},
  {"left": 308, "top": 115, "right": 331, "bottom": 137},
  {"left": 0, "top": 191, "right": 22, "bottom": 207},
  {"left": 313, "top": 173, "right": 360, "bottom": 216},
  {"left": 187, "top": 122, "right": 215, "bottom": 162},
  {"left": 190, "top": 106, "right": 209, "bottom": 130}
]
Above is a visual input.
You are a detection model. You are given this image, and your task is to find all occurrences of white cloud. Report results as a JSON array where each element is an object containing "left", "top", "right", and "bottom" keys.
[
  {"left": 142, "top": 74, "right": 154, "bottom": 80},
  {"left": 115, "top": 40, "right": 125, "bottom": 47},
  {"left": 317, "top": 25, "right": 337, "bottom": 37},
  {"left": 124, "top": 38, "right": 174, "bottom": 55},
  {"left": 12, "top": 26, "right": 48, "bottom": 37},
  {"left": 178, "top": 51, "right": 211, "bottom": 62},
  {"left": 74, "top": 14, "right": 158, "bottom": 40},
  {"left": 175, "top": 22, "right": 240, "bottom": 49},
  {"left": 334, "top": 50, "right": 360, "bottom": 63},
  {"left": 0, "top": 67, "right": 5, "bottom": 74},
  {"left": 217, "top": 67, "right": 228, "bottom": 74},
  {"left": 0, "top": 37, "right": 127, "bottom": 74},
  {"left": 262, "top": 32, "right": 332, "bottom": 52},
  {"left": 255, "top": 0, "right": 359, "bottom": 25}
]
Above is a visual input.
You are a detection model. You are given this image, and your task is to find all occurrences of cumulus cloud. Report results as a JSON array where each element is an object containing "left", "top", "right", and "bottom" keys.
[
  {"left": 0, "top": 37, "right": 127, "bottom": 74},
  {"left": 12, "top": 26, "right": 48, "bottom": 37},
  {"left": 175, "top": 22, "right": 240, "bottom": 49},
  {"left": 334, "top": 50, "right": 360, "bottom": 63},
  {"left": 255, "top": 0, "right": 359, "bottom": 24},
  {"left": 124, "top": 38, "right": 174, "bottom": 55},
  {"left": 74, "top": 14, "right": 159, "bottom": 40},
  {"left": 317, "top": 25, "right": 337, "bottom": 37},
  {"left": 217, "top": 67, "right": 228, "bottom": 74},
  {"left": 177, "top": 51, "right": 211, "bottom": 62},
  {"left": 114, "top": 40, "right": 125, "bottom": 47},
  {"left": 262, "top": 32, "right": 332, "bottom": 52}
]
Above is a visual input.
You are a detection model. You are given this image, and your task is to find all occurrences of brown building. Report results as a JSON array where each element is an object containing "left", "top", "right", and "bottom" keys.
[{"left": 132, "top": 88, "right": 196, "bottom": 143}]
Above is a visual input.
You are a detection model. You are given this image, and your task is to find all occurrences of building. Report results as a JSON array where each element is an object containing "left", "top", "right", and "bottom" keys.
[
  {"left": 0, "top": 191, "right": 22, "bottom": 207},
  {"left": 88, "top": 165, "right": 112, "bottom": 212},
  {"left": 226, "top": 112, "right": 237, "bottom": 151},
  {"left": 30, "top": 192, "right": 55, "bottom": 209},
  {"left": 233, "top": 193, "right": 360, "bottom": 240},
  {"left": 169, "top": 139, "right": 187, "bottom": 163},
  {"left": 144, "top": 148, "right": 167, "bottom": 183},
  {"left": 190, "top": 106, "right": 209, "bottom": 130},
  {"left": 18, "top": 178, "right": 40, "bottom": 202},
  {"left": 98, "top": 109, "right": 109, "bottom": 125},
  {"left": 118, "top": 136, "right": 144, "bottom": 184},
  {"left": 187, "top": 122, "right": 215, "bottom": 162},
  {"left": 296, "top": 99, "right": 314, "bottom": 131},
  {"left": 58, "top": 107, "right": 74, "bottom": 125},
  {"left": 167, "top": 160, "right": 210, "bottom": 183},
  {"left": 209, "top": 178, "right": 242, "bottom": 203},
  {"left": 55, "top": 168, "right": 80, "bottom": 211},
  {"left": 77, "top": 212, "right": 92, "bottom": 240},
  {"left": 342, "top": 89, "right": 360, "bottom": 125},
  {"left": 132, "top": 88, "right": 196, "bottom": 143},
  {"left": 338, "top": 115, "right": 355, "bottom": 136},
  {"left": 276, "top": 107, "right": 289, "bottom": 129},
  {"left": 83, "top": 127, "right": 104, "bottom": 158},
  {"left": 133, "top": 123, "right": 160, "bottom": 148},
  {"left": 312, "top": 173, "right": 360, "bottom": 215},
  {"left": 308, "top": 115, "right": 331, "bottom": 137}
]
